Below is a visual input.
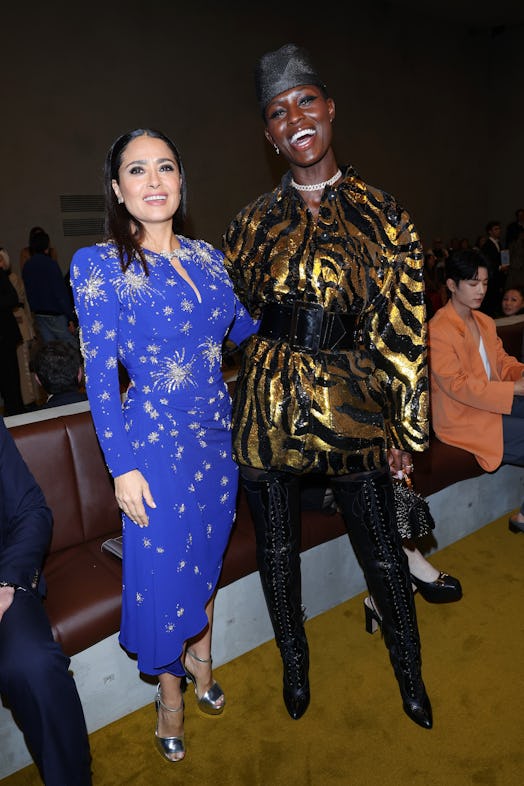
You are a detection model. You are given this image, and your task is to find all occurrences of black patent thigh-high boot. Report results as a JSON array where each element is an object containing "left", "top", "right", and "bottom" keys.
[
  {"left": 332, "top": 470, "right": 433, "bottom": 729},
  {"left": 241, "top": 470, "right": 310, "bottom": 720}
]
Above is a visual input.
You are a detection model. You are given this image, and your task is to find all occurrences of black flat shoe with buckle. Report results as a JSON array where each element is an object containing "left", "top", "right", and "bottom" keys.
[
  {"left": 410, "top": 572, "right": 463, "bottom": 603},
  {"left": 509, "top": 516, "right": 524, "bottom": 534}
]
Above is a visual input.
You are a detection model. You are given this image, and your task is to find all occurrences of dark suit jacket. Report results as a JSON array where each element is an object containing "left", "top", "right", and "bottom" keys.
[
  {"left": 22, "top": 253, "right": 75, "bottom": 322},
  {"left": 480, "top": 238, "right": 505, "bottom": 316},
  {"left": 41, "top": 390, "right": 88, "bottom": 409},
  {"left": 481, "top": 237, "right": 501, "bottom": 268},
  {"left": 506, "top": 221, "right": 524, "bottom": 249},
  {"left": 0, "top": 268, "right": 22, "bottom": 347},
  {"left": 0, "top": 417, "right": 52, "bottom": 593}
]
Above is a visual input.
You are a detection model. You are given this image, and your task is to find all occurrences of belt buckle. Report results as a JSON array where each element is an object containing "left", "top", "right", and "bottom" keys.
[{"left": 290, "top": 301, "right": 324, "bottom": 354}]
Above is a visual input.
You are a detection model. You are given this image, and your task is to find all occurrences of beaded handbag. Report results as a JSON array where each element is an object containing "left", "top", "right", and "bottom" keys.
[{"left": 393, "top": 475, "right": 435, "bottom": 540}]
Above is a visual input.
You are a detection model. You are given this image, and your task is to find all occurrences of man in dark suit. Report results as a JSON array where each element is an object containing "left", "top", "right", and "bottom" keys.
[
  {"left": 0, "top": 417, "right": 92, "bottom": 784},
  {"left": 505, "top": 208, "right": 524, "bottom": 250},
  {"left": 480, "top": 220, "right": 507, "bottom": 317},
  {"left": 0, "top": 267, "right": 25, "bottom": 415}
]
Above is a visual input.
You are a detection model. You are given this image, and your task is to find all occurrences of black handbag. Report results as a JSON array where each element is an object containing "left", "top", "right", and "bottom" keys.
[{"left": 393, "top": 475, "right": 435, "bottom": 540}]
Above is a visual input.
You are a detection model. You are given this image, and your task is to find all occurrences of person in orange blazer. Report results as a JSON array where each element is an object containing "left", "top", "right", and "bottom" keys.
[{"left": 428, "top": 248, "right": 524, "bottom": 533}]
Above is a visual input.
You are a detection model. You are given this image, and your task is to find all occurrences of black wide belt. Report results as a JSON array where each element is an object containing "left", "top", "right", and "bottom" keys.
[{"left": 258, "top": 301, "right": 357, "bottom": 354}]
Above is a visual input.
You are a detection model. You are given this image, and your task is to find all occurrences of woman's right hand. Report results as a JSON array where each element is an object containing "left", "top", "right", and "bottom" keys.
[{"left": 114, "top": 469, "right": 156, "bottom": 528}]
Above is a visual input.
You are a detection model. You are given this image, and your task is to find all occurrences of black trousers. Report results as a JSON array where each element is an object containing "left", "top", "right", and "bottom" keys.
[
  {"left": 0, "top": 340, "right": 24, "bottom": 416},
  {"left": 502, "top": 396, "right": 524, "bottom": 516},
  {"left": 0, "top": 590, "right": 92, "bottom": 785},
  {"left": 502, "top": 395, "right": 524, "bottom": 464}
]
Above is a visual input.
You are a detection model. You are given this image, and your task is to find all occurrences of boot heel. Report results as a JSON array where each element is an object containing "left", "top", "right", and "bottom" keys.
[{"left": 364, "top": 597, "right": 381, "bottom": 635}]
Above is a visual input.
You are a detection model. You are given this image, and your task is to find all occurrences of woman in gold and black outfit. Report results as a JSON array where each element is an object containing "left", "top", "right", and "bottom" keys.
[{"left": 223, "top": 44, "right": 437, "bottom": 729}]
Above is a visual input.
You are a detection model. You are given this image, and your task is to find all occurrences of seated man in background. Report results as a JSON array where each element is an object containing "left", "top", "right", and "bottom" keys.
[
  {"left": 32, "top": 340, "right": 87, "bottom": 409},
  {"left": 429, "top": 249, "right": 524, "bottom": 535},
  {"left": 0, "top": 416, "right": 92, "bottom": 784}
]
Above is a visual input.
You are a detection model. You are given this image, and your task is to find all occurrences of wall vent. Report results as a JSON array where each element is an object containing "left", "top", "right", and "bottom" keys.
[
  {"left": 60, "top": 195, "right": 105, "bottom": 212},
  {"left": 60, "top": 194, "right": 104, "bottom": 237}
]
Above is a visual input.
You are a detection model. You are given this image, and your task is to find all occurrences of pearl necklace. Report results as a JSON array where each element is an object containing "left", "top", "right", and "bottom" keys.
[{"left": 291, "top": 169, "right": 342, "bottom": 192}]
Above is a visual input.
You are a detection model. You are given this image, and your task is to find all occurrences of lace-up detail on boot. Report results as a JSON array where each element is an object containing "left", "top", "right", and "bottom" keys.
[
  {"left": 242, "top": 470, "right": 310, "bottom": 719},
  {"left": 333, "top": 470, "right": 432, "bottom": 729}
]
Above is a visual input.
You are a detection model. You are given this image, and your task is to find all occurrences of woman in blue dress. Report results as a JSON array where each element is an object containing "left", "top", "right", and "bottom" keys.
[{"left": 70, "top": 128, "right": 258, "bottom": 762}]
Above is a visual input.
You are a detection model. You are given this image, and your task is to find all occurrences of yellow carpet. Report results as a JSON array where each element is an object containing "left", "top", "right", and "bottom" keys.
[{"left": 2, "top": 513, "right": 524, "bottom": 785}]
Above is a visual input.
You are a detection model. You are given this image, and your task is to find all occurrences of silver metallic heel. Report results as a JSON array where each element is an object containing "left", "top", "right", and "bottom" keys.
[
  {"left": 154, "top": 686, "right": 185, "bottom": 762},
  {"left": 183, "top": 649, "right": 225, "bottom": 716}
]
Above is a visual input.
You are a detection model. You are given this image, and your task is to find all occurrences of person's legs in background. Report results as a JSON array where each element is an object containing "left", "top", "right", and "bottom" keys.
[
  {"left": 502, "top": 397, "right": 524, "bottom": 532},
  {"left": 0, "top": 340, "right": 25, "bottom": 415},
  {"left": 301, "top": 476, "right": 462, "bottom": 602},
  {"left": 0, "top": 590, "right": 92, "bottom": 785},
  {"left": 34, "top": 314, "right": 78, "bottom": 349}
]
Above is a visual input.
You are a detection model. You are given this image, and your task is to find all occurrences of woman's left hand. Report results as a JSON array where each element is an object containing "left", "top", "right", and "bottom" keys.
[{"left": 388, "top": 448, "right": 413, "bottom": 479}]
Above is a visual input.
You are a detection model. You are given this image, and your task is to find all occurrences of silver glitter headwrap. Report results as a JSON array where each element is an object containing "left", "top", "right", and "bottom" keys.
[{"left": 254, "top": 43, "right": 327, "bottom": 116}]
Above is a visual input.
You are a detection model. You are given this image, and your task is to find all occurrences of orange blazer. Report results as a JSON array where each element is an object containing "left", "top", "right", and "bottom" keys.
[{"left": 428, "top": 300, "right": 524, "bottom": 471}]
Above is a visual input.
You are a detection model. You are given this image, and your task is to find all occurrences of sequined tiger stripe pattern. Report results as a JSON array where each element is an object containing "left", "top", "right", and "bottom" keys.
[
  {"left": 230, "top": 188, "right": 316, "bottom": 315},
  {"left": 223, "top": 167, "right": 428, "bottom": 475},
  {"left": 342, "top": 178, "right": 429, "bottom": 451}
]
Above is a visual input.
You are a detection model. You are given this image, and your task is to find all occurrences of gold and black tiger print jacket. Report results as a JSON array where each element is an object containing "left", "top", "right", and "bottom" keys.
[{"left": 223, "top": 165, "right": 429, "bottom": 475}]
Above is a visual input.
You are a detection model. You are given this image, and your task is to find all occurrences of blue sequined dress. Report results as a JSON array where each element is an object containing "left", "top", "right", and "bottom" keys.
[{"left": 71, "top": 238, "right": 258, "bottom": 676}]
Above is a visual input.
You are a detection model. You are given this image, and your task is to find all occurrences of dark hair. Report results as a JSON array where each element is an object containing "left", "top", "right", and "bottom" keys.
[
  {"left": 29, "top": 231, "right": 50, "bottom": 255},
  {"left": 29, "top": 226, "right": 45, "bottom": 242},
  {"left": 485, "top": 220, "right": 500, "bottom": 234},
  {"left": 104, "top": 128, "right": 187, "bottom": 274},
  {"left": 33, "top": 341, "right": 82, "bottom": 394},
  {"left": 503, "top": 283, "right": 524, "bottom": 298},
  {"left": 445, "top": 249, "right": 488, "bottom": 285}
]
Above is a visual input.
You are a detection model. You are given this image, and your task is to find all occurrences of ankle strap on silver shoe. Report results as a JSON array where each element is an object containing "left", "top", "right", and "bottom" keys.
[
  {"left": 156, "top": 687, "right": 183, "bottom": 713},
  {"left": 186, "top": 648, "right": 212, "bottom": 664}
]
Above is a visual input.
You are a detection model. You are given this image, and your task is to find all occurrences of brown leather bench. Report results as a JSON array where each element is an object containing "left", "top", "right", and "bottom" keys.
[
  {"left": 10, "top": 412, "right": 123, "bottom": 657},
  {"left": 6, "top": 318, "right": 520, "bottom": 658},
  {"left": 494, "top": 316, "right": 524, "bottom": 360},
  {"left": 5, "top": 409, "right": 480, "bottom": 659},
  {"left": 8, "top": 409, "right": 347, "bottom": 657}
]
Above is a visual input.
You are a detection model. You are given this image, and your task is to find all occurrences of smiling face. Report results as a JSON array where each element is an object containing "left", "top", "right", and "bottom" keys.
[
  {"left": 264, "top": 84, "right": 335, "bottom": 168},
  {"left": 501, "top": 288, "right": 524, "bottom": 316},
  {"left": 111, "top": 135, "right": 182, "bottom": 228}
]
